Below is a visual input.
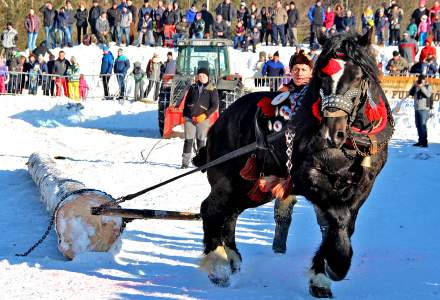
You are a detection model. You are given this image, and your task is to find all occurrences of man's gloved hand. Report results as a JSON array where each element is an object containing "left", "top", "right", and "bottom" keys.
[{"left": 193, "top": 113, "right": 207, "bottom": 124}]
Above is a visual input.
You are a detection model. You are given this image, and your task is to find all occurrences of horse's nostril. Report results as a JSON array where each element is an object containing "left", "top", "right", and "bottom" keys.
[{"left": 336, "top": 131, "right": 345, "bottom": 139}]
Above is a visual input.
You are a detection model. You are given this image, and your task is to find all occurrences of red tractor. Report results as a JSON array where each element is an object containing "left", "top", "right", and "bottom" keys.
[{"left": 158, "top": 39, "right": 243, "bottom": 138}]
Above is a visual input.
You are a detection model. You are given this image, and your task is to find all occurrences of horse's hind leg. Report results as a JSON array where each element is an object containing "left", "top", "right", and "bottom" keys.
[
  {"left": 200, "top": 187, "right": 242, "bottom": 287},
  {"left": 273, "top": 195, "right": 297, "bottom": 254}
]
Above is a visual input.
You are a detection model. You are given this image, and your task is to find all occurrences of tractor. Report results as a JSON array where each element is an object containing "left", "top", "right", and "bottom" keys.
[{"left": 158, "top": 39, "right": 244, "bottom": 138}]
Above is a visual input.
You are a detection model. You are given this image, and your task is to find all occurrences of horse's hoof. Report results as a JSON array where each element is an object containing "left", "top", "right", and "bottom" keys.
[
  {"left": 309, "top": 284, "right": 333, "bottom": 298},
  {"left": 208, "top": 273, "right": 230, "bottom": 287}
]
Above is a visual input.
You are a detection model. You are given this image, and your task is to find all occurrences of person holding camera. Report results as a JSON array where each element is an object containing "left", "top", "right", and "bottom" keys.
[{"left": 409, "top": 74, "right": 433, "bottom": 147}]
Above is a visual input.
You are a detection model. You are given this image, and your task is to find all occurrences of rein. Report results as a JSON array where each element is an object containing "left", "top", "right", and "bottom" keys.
[{"left": 92, "top": 130, "right": 286, "bottom": 213}]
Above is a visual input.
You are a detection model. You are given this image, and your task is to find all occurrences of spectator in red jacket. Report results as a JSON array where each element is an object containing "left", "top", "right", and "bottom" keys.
[
  {"left": 419, "top": 38, "right": 437, "bottom": 62},
  {"left": 324, "top": 6, "right": 335, "bottom": 30}
]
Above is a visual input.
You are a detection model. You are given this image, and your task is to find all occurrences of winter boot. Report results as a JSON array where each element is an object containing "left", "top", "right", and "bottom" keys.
[{"left": 182, "top": 139, "right": 194, "bottom": 168}]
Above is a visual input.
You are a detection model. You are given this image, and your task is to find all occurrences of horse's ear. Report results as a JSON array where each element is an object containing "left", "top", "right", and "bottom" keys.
[
  {"left": 358, "top": 27, "right": 374, "bottom": 47},
  {"left": 317, "top": 29, "right": 328, "bottom": 46}
]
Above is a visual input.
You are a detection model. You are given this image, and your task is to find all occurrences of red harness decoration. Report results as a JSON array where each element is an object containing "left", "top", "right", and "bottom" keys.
[
  {"left": 321, "top": 58, "right": 343, "bottom": 76},
  {"left": 257, "top": 97, "right": 276, "bottom": 117},
  {"left": 311, "top": 98, "right": 322, "bottom": 121},
  {"left": 351, "top": 96, "right": 388, "bottom": 135}
]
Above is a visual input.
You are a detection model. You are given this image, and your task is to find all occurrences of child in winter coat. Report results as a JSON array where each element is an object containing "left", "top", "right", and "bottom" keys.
[
  {"left": 130, "top": 62, "right": 146, "bottom": 101},
  {"left": 0, "top": 57, "right": 9, "bottom": 94},
  {"left": 407, "top": 18, "right": 418, "bottom": 40},
  {"left": 28, "top": 64, "right": 40, "bottom": 95},
  {"left": 418, "top": 15, "right": 429, "bottom": 46},
  {"left": 79, "top": 74, "right": 89, "bottom": 101},
  {"left": 66, "top": 56, "right": 80, "bottom": 100}
]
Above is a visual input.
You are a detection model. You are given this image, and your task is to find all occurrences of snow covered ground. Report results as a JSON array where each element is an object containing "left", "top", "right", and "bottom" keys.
[{"left": 1, "top": 44, "right": 440, "bottom": 299}]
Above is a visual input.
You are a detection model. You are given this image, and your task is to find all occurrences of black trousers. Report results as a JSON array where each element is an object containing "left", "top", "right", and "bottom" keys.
[{"left": 77, "top": 24, "right": 87, "bottom": 44}]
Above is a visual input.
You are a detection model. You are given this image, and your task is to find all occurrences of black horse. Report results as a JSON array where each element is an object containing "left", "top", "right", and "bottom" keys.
[{"left": 194, "top": 29, "right": 394, "bottom": 298}]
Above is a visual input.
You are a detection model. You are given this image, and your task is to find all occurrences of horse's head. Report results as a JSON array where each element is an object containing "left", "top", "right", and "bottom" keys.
[{"left": 315, "top": 29, "right": 376, "bottom": 149}]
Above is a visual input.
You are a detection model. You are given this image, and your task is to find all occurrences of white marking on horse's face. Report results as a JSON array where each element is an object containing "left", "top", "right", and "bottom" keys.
[{"left": 331, "top": 59, "right": 346, "bottom": 95}]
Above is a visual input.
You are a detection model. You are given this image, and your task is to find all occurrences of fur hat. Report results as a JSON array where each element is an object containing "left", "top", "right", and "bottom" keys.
[
  {"left": 197, "top": 67, "right": 209, "bottom": 77},
  {"left": 289, "top": 50, "right": 313, "bottom": 69}
]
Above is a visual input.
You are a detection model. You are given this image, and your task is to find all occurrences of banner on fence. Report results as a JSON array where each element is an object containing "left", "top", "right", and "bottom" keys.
[{"left": 380, "top": 76, "right": 440, "bottom": 101}]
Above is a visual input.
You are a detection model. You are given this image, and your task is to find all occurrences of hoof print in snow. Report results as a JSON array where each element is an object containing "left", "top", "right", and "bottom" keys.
[{"left": 309, "top": 284, "right": 333, "bottom": 298}]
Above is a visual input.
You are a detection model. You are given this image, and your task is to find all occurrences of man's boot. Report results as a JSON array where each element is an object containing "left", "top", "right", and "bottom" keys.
[{"left": 182, "top": 139, "right": 193, "bottom": 168}]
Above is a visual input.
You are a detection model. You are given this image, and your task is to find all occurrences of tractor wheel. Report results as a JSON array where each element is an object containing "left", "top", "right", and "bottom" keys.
[{"left": 158, "top": 87, "right": 170, "bottom": 137}]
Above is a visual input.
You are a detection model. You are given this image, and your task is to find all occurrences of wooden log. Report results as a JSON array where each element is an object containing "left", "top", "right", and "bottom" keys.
[{"left": 27, "top": 153, "right": 123, "bottom": 260}]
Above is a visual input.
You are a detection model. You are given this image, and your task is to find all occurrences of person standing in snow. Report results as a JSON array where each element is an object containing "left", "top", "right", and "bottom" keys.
[
  {"left": 113, "top": 48, "right": 130, "bottom": 100},
  {"left": 100, "top": 46, "right": 114, "bottom": 100},
  {"left": 0, "top": 56, "right": 9, "bottom": 94},
  {"left": 75, "top": 2, "right": 88, "bottom": 45},
  {"left": 53, "top": 50, "right": 71, "bottom": 97},
  {"left": 1, "top": 23, "right": 18, "bottom": 62},
  {"left": 66, "top": 56, "right": 80, "bottom": 100},
  {"left": 39, "top": 1, "right": 57, "bottom": 49},
  {"left": 262, "top": 51, "right": 284, "bottom": 91},
  {"left": 119, "top": 6, "right": 133, "bottom": 46},
  {"left": 88, "top": 0, "right": 103, "bottom": 36},
  {"left": 409, "top": 75, "right": 432, "bottom": 148},
  {"left": 79, "top": 74, "right": 89, "bottom": 101},
  {"left": 145, "top": 53, "right": 162, "bottom": 101},
  {"left": 181, "top": 67, "right": 219, "bottom": 169},
  {"left": 130, "top": 61, "right": 146, "bottom": 101},
  {"left": 25, "top": 9, "right": 41, "bottom": 52}
]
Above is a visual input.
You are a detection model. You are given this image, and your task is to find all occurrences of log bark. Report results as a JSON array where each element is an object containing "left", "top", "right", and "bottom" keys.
[{"left": 27, "top": 153, "right": 123, "bottom": 260}]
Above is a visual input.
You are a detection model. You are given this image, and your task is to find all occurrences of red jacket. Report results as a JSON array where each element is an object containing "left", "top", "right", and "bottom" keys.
[
  {"left": 419, "top": 40, "right": 437, "bottom": 62},
  {"left": 324, "top": 11, "right": 335, "bottom": 29}
]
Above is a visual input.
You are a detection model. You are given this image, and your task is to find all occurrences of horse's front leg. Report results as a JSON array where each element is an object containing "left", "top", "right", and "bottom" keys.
[{"left": 200, "top": 187, "right": 243, "bottom": 287}]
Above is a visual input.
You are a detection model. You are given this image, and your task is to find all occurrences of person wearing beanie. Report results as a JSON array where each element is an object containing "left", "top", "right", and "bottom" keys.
[
  {"left": 399, "top": 31, "right": 418, "bottom": 67},
  {"left": 100, "top": 46, "right": 114, "bottom": 100},
  {"left": 261, "top": 51, "right": 285, "bottom": 91},
  {"left": 386, "top": 50, "right": 408, "bottom": 75},
  {"left": 181, "top": 68, "right": 219, "bottom": 168}
]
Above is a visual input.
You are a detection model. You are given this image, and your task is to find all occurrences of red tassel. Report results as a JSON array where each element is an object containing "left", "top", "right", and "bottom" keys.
[
  {"left": 271, "top": 176, "right": 293, "bottom": 201},
  {"left": 240, "top": 155, "right": 258, "bottom": 181},
  {"left": 312, "top": 98, "right": 322, "bottom": 122},
  {"left": 248, "top": 180, "right": 268, "bottom": 202},
  {"left": 257, "top": 97, "right": 276, "bottom": 117},
  {"left": 258, "top": 175, "right": 282, "bottom": 192},
  {"left": 365, "top": 97, "right": 387, "bottom": 122}
]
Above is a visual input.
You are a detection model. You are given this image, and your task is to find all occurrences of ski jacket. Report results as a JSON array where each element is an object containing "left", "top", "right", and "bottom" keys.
[
  {"left": 100, "top": 52, "right": 114, "bottom": 75},
  {"left": 183, "top": 82, "right": 219, "bottom": 118},
  {"left": 114, "top": 55, "right": 130, "bottom": 75}
]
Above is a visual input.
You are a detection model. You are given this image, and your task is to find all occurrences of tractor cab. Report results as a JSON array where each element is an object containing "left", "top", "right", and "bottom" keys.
[{"left": 158, "top": 39, "right": 243, "bottom": 138}]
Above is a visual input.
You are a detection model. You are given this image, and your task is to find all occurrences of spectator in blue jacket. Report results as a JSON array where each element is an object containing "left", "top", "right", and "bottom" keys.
[
  {"left": 262, "top": 51, "right": 285, "bottom": 91},
  {"left": 307, "top": 0, "right": 325, "bottom": 47},
  {"left": 186, "top": 3, "right": 197, "bottom": 24},
  {"left": 342, "top": 9, "right": 356, "bottom": 32},
  {"left": 55, "top": 7, "right": 72, "bottom": 47},
  {"left": 100, "top": 46, "right": 114, "bottom": 100},
  {"left": 113, "top": 48, "right": 130, "bottom": 100}
]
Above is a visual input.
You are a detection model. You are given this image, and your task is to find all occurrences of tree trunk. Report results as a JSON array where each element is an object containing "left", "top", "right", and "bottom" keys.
[{"left": 27, "top": 153, "right": 123, "bottom": 260}]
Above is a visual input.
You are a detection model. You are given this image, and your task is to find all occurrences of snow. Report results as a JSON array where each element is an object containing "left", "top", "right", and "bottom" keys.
[{"left": 1, "top": 44, "right": 440, "bottom": 299}]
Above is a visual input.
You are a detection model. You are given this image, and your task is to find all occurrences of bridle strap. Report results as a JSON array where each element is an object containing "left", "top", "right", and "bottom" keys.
[{"left": 323, "top": 110, "right": 348, "bottom": 118}]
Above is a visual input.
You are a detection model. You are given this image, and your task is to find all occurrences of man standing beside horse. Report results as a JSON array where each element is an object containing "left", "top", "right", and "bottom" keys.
[{"left": 273, "top": 50, "right": 314, "bottom": 254}]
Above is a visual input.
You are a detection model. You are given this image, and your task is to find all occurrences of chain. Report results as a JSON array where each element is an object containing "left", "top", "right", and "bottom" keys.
[
  {"left": 285, "top": 128, "right": 295, "bottom": 175},
  {"left": 15, "top": 189, "right": 118, "bottom": 257}
]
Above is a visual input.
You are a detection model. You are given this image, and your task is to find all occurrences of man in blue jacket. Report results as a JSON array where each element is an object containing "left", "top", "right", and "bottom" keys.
[
  {"left": 262, "top": 51, "right": 285, "bottom": 91},
  {"left": 113, "top": 48, "right": 130, "bottom": 100},
  {"left": 100, "top": 46, "right": 114, "bottom": 100},
  {"left": 307, "top": 0, "right": 325, "bottom": 47}
]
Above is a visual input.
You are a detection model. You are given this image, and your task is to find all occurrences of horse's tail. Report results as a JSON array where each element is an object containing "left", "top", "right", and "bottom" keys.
[{"left": 192, "top": 146, "right": 207, "bottom": 169}]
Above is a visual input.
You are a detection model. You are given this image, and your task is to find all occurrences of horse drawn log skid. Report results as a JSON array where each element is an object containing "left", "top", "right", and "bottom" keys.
[{"left": 91, "top": 207, "right": 201, "bottom": 221}]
